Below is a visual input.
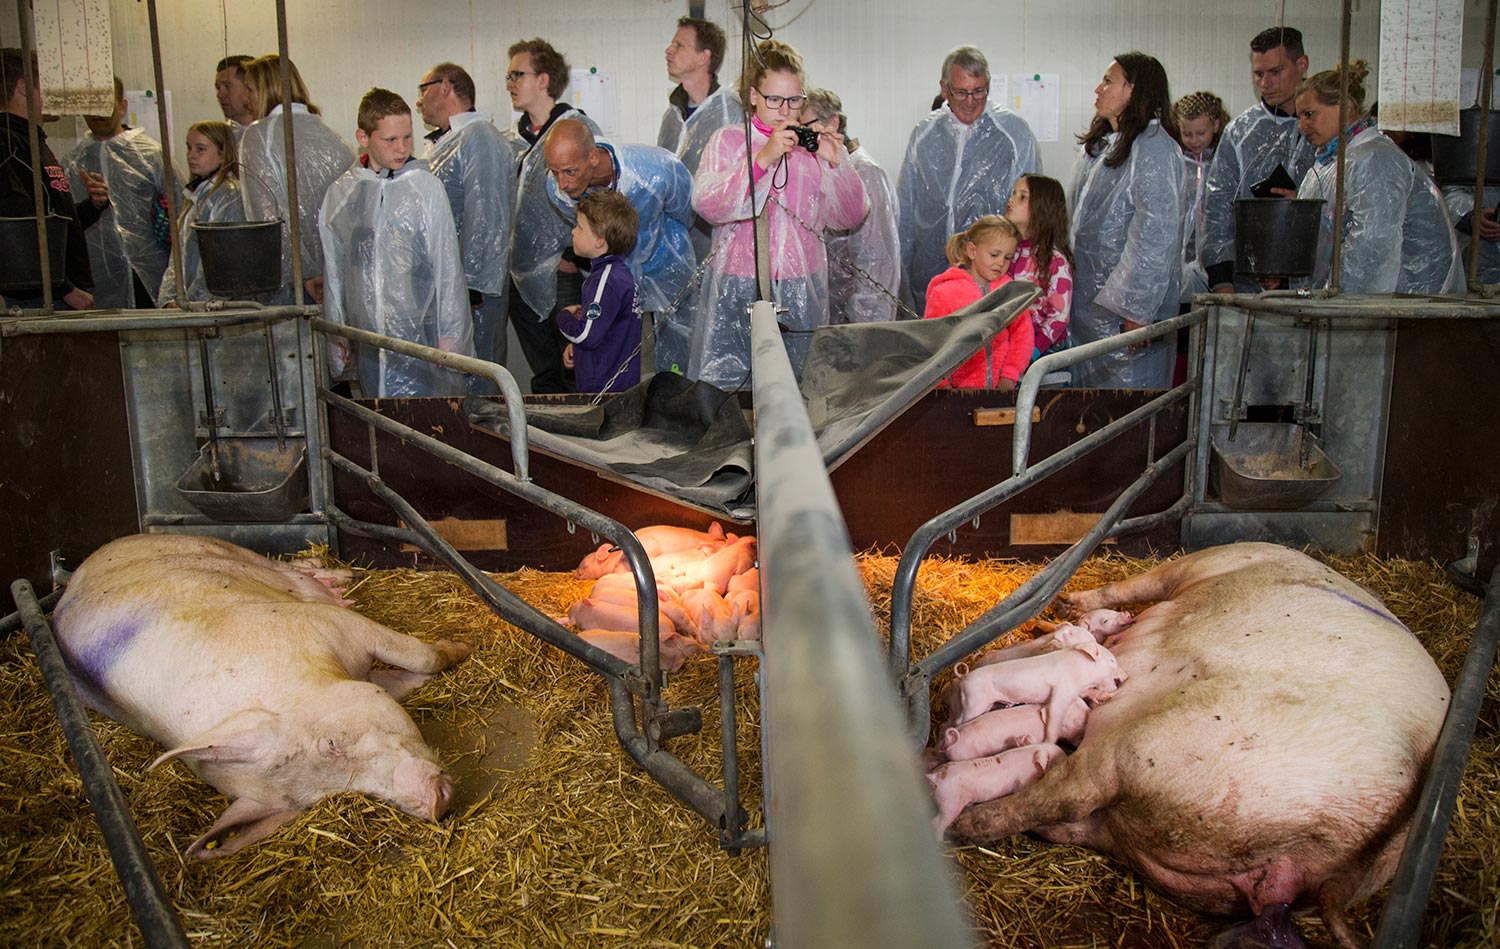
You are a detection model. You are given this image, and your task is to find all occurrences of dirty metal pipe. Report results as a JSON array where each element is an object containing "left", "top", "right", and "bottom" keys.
[
  {"left": 1191, "top": 293, "right": 1500, "bottom": 319},
  {"left": 1328, "top": 0, "right": 1353, "bottom": 296},
  {"left": 15, "top": 0, "right": 52, "bottom": 311},
  {"left": 0, "top": 586, "right": 61, "bottom": 636},
  {"left": 1468, "top": 0, "right": 1498, "bottom": 293},
  {"left": 143, "top": 0, "right": 185, "bottom": 309},
  {"left": 313, "top": 318, "right": 530, "bottom": 480},
  {"left": 747, "top": 300, "right": 974, "bottom": 949},
  {"left": 273, "top": 0, "right": 305, "bottom": 306},
  {"left": 9, "top": 580, "right": 189, "bottom": 949},
  {"left": 716, "top": 650, "right": 746, "bottom": 851},
  {"left": 1372, "top": 565, "right": 1500, "bottom": 948},
  {"left": 1, "top": 305, "right": 313, "bottom": 335}
]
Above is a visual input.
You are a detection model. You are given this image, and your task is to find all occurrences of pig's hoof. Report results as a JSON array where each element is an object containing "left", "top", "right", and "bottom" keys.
[{"left": 1210, "top": 905, "right": 1308, "bottom": 949}]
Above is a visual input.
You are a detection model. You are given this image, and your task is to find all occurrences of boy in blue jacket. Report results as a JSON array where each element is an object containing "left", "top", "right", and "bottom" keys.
[{"left": 557, "top": 189, "right": 642, "bottom": 394}]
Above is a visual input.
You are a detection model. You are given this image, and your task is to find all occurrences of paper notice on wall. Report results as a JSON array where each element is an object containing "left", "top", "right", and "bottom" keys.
[
  {"left": 125, "top": 90, "right": 172, "bottom": 146},
  {"left": 1378, "top": 0, "right": 1464, "bottom": 135},
  {"left": 1012, "top": 74, "right": 1060, "bottom": 142},
  {"left": 566, "top": 68, "right": 618, "bottom": 137},
  {"left": 31, "top": 0, "right": 116, "bottom": 115}
]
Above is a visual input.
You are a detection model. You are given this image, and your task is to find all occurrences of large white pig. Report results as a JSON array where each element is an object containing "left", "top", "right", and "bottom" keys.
[
  {"left": 51, "top": 533, "right": 471, "bottom": 859},
  {"left": 947, "top": 543, "right": 1452, "bottom": 949}
]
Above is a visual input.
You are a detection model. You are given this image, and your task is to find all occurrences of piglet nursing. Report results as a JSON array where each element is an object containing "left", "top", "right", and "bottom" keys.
[{"left": 51, "top": 533, "right": 470, "bottom": 858}]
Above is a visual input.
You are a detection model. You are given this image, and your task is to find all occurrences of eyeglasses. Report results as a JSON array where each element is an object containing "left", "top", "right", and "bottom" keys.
[
  {"left": 505, "top": 70, "right": 536, "bottom": 83},
  {"left": 946, "top": 86, "right": 990, "bottom": 101},
  {"left": 417, "top": 78, "right": 443, "bottom": 92},
  {"left": 757, "top": 92, "right": 805, "bottom": 109}
]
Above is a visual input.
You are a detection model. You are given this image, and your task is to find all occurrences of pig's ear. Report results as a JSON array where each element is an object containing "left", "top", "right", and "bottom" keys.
[
  {"left": 186, "top": 797, "right": 302, "bottom": 859},
  {"left": 708, "top": 522, "right": 725, "bottom": 540},
  {"left": 148, "top": 709, "right": 281, "bottom": 771}
]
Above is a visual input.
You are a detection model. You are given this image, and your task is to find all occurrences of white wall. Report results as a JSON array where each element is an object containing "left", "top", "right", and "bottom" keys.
[{"left": 4, "top": 0, "right": 1496, "bottom": 184}]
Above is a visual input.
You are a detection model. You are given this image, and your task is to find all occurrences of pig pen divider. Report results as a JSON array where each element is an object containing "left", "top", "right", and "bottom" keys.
[{"left": 888, "top": 309, "right": 1207, "bottom": 739}]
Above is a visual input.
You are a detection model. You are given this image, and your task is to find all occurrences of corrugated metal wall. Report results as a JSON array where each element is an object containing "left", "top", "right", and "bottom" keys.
[{"left": 3, "top": 1, "right": 1494, "bottom": 196}]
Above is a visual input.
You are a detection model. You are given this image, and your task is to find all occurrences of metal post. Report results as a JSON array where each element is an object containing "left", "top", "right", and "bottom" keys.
[
  {"left": 1328, "top": 0, "right": 1353, "bottom": 296},
  {"left": 748, "top": 299, "right": 974, "bottom": 949},
  {"left": 1468, "top": 0, "right": 1497, "bottom": 293},
  {"left": 15, "top": 0, "right": 53, "bottom": 311},
  {"left": 273, "top": 0, "right": 304, "bottom": 306},
  {"left": 143, "top": 0, "right": 184, "bottom": 308}
]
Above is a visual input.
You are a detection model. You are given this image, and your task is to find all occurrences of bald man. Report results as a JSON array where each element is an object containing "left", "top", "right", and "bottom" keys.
[{"left": 543, "top": 118, "right": 696, "bottom": 377}]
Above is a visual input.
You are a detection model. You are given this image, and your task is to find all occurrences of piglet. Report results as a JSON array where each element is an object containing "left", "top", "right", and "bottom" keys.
[
  {"left": 576, "top": 629, "right": 703, "bottom": 673},
  {"left": 573, "top": 523, "right": 727, "bottom": 579},
  {"left": 972, "top": 622, "right": 1096, "bottom": 668},
  {"left": 662, "top": 535, "right": 756, "bottom": 595},
  {"left": 955, "top": 641, "right": 1127, "bottom": 741},
  {"left": 52, "top": 533, "right": 468, "bottom": 859},
  {"left": 928, "top": 743, "right": 1065, "bottom": 836},
  {"left": 679, "top": 587, "right": 737, "bottom": 644},
  {"left": 727, "top": 567, "right": 759, "bottom": 595},
  {"left": 726, "top": 588, "right": 760, "bottom": 641},
  {"left": 939, "top": 699, "right": 1089, "bottom": 761}
]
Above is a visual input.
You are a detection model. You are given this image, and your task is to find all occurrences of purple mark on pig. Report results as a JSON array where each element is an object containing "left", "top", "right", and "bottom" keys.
[
  {"left": 1295, "top": 582, "right": 1403, "bottom": 628},
  {"left": 62, "top": 619, "right": 143, "bottom": 695}
]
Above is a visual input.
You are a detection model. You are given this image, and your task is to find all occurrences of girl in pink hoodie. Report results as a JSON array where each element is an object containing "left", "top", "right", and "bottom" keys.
[{"left": 922, "top": 215, "right": 1034, "bottom": 390}]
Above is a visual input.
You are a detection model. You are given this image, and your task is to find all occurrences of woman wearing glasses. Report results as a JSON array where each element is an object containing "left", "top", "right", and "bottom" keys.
[
  {"left": 1066, "top": 52, "right": 1185, "bottom": 389},
  {"left": 688, "top": 39, "right": 868, "bottom": 387}
]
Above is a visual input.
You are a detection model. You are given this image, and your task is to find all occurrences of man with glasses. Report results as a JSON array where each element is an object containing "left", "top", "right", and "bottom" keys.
[
  {"left": 896, "top": 45, "right": 1040, "bottom": 313},
  {"left": 502, "top": 38, "right": 597, "bottom": 393},
  {"left": 418, "top": 62, "right": 517, "bottom": 394}
]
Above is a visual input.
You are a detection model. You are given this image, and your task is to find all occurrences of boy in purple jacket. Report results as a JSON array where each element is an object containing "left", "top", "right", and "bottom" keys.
[{"left": 557, "top": 190, "right": 642, "bottom": 394}]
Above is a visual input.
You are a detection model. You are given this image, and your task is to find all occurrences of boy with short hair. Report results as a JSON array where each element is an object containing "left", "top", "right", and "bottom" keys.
[
  {"left": 556, "top": 189, "right": 641, "bottom": 394},
  {"left": 320, "top": 87, "right": 471, "bottom": 397}
]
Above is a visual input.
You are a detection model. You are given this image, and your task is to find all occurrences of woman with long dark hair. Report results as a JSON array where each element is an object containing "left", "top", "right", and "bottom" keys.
[{"left": 1068, "top": 52, "right": 1185, "bottom": 389}]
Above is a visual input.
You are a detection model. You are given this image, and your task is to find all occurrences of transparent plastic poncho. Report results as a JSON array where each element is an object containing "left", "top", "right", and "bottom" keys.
[
  {"left": 896, "top": 102, "right": 1040, "bottom": 313},
  {"left": 1198, "top": 102, "right": 1315, "bottom": 290},
  {"left": 828, "top": 146, "right": 901, "bottom": 323},
  {"left": 423, "top": 112, "right": 517, "bottom": 297},
  {"left": 689, "top": 123, "right": 868, "bottom": 386},
  {"left": 159, "top": 175, "right": 244, "bottom": 303},
  {"left": 65, "top": 128, "right": 174, "bottom": 308},
  {"left": 658, "top": 84, "right": 745, "bottom": 261},
  {"left": 546, "top": 140, "right": 697, "bottom": 374},
  {"left": 1067, "top": 121, "right": 1185, "bottom": 389},
  {"left": 319, "top": 159, "right": 472, "bottom": 398},
  {"left": 1180, "top": 147, "right": 1212, "bottom": 304},
  {"left": 241, "top": 104, "right": 356, "bottom": 296},
  {"left": 503, "top": 106, "right": 597, "bottom": 321},
  {"left": 1441, "top": 183, "right": 1500, "bottom": 285},
  {"left": 1297, "top": 127, "right": 1463, "bottom": 295}
]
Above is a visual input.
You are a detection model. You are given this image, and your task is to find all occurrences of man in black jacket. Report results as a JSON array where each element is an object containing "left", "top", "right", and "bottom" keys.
[{"left": 1, "top": 47, "right": 104, "bottom": 309}]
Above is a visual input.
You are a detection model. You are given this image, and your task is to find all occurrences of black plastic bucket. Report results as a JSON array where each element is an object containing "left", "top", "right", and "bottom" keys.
[
  {"left": 0, "top": 214, "right": 70, "bottom": 292},
  {"left": 192, "top": 220, "right": 282, "bottom": 295},
  {"left": 1431, "top": 108, "right": 1500, "bottom": 184},
  {"left": 1234, "top": 198, "right": 1325, "bottom": 278}
]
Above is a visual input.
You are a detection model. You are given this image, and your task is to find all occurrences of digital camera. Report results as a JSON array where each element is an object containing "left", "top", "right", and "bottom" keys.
[{"left": 788, "top": 124, "right": 820, "bottom": 153}]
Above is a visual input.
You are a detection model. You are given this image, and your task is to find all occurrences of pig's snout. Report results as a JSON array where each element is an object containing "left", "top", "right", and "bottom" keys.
[
  {"left": 393, "top": 757, "right": 454, "bottom": 822},
  {"left": 427, "top": 771, "right": 455, "bottom": 821}
]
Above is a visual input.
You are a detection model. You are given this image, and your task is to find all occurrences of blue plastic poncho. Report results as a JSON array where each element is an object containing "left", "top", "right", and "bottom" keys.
[
  {"left": 546, "top": 140, "right": 697, "bottom": 372},
  {"left": 503, "top": 106, "right": 597, "bottom": 321},
  {"left": 690, "top": 122, "right": 868, "bottom": 386},
  {"left": 319, "top": 158, "right": 472, "bottom": 398},
  {"left": 1297, "top": 126, "right": 1463, "bottom": 295},
  {"left": 65, "top": 128, "right": 174, "bottom": 308},
  {"left": 828, "top": 146, "right": 901, "bottom": 323},
  {"left": 1442, "top": 183, "right": 1500, "bottom": 285},
  {"left": 1198, "top": 102, "right": 1315, "bottom": 291},
  {"left": 1180, "top": 147, "right": 1212, "bottom": 304},
  {"left": 241, "top": 104, "right": 356, "bottom": 297},
  {"left": 896, "top": 102, "right": 1040, "bottom": 313},
  {"left": 1068, "top": 120, "right": 1185, "bottom": 389},
  {"left": 424, "top": 112, "right": 516, "bottom": 297},
  {"left": 159, "top": 175, "right": 245, "bottom": 302},
  {"left": 658, "top": 83, "right": 744, "bottom": 260}
]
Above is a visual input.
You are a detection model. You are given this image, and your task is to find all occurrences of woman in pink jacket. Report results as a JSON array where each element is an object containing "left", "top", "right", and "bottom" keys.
[
  {"left": 923, "top": 214, "right": 1034, "bottom": 390},
  {"left": 689, "top": 39, "right": 868, "bottom": 388}
]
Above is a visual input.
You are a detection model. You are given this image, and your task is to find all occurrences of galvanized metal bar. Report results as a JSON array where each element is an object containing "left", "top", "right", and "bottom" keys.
[
  {"left": 1372, "top": 565, "right": 1500, "bottom": 948},
  {"left": 1468, "top": 0, "right": 1498, "bottom": 292},
  {"left": 891, "top": 380, "right": 1195, "bottom": 680},
  {"left": 0, "top": 586, "right": 60, "bottom": 636},
  {"left": 1328, "top": 0, "right": 1353, "bottom": 296},
  {"left": 1, "top": 306, "right": 312, "bottom": 336},
  {"left": 716, "top": 651, "right": 746, "bottom": 851},
  {"left": 917, "top": 440, "right": 1194, "bottom": 680},
  {"left": 1013, "top": 309, "right": 1202, "bottom": 474},
  {"left": 9, "top": 580, "right": 189, "bottom": 949},
  {"left": 313, "top": 318, "right": 530, "bottom": 480},
  {"left": 1193, "top": 293, "right": 1500, "bottom": 319},
  {"left": 747, "top": 299, "right": 974, "bottom": 949},
  {"left": 14, "top": 0, "right": 52, "bottom": 311},
  {"left": 273, "top": 0, "right": 305, "bottom": 306},
  {"left": 143, "top": 0, "right": 184, "bottom": 309},
  {"left": 606, "top": 677, "right": 735, "bottom": 831}
]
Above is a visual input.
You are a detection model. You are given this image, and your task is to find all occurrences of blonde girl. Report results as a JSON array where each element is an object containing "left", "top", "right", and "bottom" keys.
[{"left": 922, "top": 214, "right": 1034, "bottom": 390}]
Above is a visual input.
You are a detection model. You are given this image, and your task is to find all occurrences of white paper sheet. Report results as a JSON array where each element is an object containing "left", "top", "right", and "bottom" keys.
[
  {"left": 1378, "top": 0, "right": 1465, "bottom": 135},
  {"left": 1011, "top": 73, "right": 1060, "bottom": 143}
]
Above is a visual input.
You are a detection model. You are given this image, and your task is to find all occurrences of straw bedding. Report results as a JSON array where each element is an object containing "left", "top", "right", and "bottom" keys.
[{"left": 1, "top": 549, "right": 1493, "bottom": 948}]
